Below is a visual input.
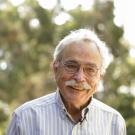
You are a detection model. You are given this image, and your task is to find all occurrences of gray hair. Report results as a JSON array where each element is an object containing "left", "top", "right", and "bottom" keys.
[{"left": 53, "top": 28, "right": 113, "bottom": 74}]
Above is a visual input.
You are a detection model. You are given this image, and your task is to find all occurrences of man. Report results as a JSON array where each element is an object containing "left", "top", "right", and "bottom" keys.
[{"left": 7, "top": 29, "right": 126, "bottom": 135}]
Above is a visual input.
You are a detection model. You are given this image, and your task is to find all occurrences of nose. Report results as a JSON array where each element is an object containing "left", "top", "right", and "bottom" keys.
[{"left": 73, "top": 68, "right": 85, "bottom": 82}]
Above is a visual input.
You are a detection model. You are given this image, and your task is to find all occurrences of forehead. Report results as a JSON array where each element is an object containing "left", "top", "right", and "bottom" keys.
[{"left": 62, "top": 41, "right": 102, "bottom": 66}]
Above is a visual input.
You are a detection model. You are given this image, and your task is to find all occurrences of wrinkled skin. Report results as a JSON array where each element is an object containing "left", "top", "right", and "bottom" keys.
[{"left": 53, "top": 41, "right": 102, "bottom": 121}]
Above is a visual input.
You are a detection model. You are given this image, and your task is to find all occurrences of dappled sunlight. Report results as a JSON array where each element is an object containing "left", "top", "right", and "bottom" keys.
[
  {"left": 29, "top": 18, "right": 40, "bottom": 28},
  {"left": 53, "top": 12, "right": 72, "bottom": 25},
  {"left": 114, "top": 0, "right": 135, "bottom": 46},
  {"left": 0, "top": 0, "right": 135, "bottom": 134},
  {"left": 0, "top": 61, "right": 8, "bottom": 70},
  {"left": 9, "top": 0, "right": 25, "bottom": 6}
]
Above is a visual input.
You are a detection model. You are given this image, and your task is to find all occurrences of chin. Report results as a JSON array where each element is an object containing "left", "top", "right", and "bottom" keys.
[
  {"left": 65, "top": 90, "right": 85, "bottom": 102},
  {"left": 65, "top": 95, "right": 81, "bottom": 105}
]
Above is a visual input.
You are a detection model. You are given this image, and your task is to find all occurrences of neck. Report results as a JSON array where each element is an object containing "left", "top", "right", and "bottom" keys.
[
  {"left": 60, "top": 94, "right": 91, "bottom": 122},
  {"left": 67, "top": 104, "right": 82, "bottom": 122}
]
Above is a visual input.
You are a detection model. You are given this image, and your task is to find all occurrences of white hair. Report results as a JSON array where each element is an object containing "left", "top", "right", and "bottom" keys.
[{"left": 53, "top": 28, "right": 113, "bottom": 74}]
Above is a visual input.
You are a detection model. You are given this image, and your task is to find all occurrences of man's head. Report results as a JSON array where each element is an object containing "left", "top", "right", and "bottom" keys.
[{"left": 52, "top": 29, "right": 112, "bottom": 107}]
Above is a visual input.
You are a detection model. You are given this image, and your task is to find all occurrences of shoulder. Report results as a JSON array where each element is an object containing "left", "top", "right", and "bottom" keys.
[
  {"left": 91, "top": 98, "right": 118, "bottom": 113},
  {"left": 90, "top": 98, "right": 126, "bottom": 133},
  {"left": 14, "top": 92, "right": 57, "bottom": 114},
  {"left": 91, "top": 98, "right": 125, "bottom": 122}
]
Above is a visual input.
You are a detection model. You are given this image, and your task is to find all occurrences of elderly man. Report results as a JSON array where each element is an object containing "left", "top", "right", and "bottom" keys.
[{"left": 7, "top": 29, "right": 126, "bottom": 135}]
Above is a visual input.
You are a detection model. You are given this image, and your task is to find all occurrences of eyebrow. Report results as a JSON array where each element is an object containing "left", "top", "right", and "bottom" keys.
[{"left": 65, "top": 60, "right": 98, "bottom": 67}]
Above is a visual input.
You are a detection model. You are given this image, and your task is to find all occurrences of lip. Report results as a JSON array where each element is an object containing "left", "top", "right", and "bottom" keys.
[{"left": 68, "top": 86, "right": 84, "bottom": 91}]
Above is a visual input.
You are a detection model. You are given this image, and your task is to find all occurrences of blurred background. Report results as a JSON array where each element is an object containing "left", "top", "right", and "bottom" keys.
[{"left": 0, "top": 0, "right": 135, "bottom": 134}]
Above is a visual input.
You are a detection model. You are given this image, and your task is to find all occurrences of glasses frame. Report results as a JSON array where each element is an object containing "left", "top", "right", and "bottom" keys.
[{"left": 60, "top": 60, "right": 100, "bottom": 77}]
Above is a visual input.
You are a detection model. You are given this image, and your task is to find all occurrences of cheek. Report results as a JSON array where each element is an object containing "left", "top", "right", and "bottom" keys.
[
  {"left": 55, "top": 70, "right": 62, "bottom": 84},
  {"left": 55, "top": 69, "right": 71, "bottom": 86},
  {"left": 87, "top": 77, "right": 100, "bottom": 90},
  {"left": 55, "top": 72, "right": 64, "bottom": 90}
]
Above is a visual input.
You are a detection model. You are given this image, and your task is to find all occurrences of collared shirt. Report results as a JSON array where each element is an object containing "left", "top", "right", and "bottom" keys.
[{"left": 7, "top": 90, "right": 126, "bottom": 135}]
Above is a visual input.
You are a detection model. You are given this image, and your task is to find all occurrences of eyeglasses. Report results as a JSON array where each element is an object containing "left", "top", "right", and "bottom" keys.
[{"left": 61, "top": 60, "right": 100, "bottom": 77}]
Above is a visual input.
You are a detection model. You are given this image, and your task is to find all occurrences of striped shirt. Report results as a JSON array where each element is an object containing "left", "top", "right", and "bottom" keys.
[{"left": 7, "top": 90, "right": 126, "bottom": 135}]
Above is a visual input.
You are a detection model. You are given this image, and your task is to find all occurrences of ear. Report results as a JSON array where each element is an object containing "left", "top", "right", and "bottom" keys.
[
  {"left": 52, "top": 61, "right": 59, "bottom": 74},
  {"left": 100, "top": 73, "right": 104, "bottom": 80}
]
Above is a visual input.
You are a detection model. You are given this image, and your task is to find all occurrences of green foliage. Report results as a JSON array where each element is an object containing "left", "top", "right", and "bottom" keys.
[
  {"left": 0, "top": 101, "right": 9, "bottom": 135},
  {"left": 0, "top": 101, "right": 9, "bottom": 122},
  {"left": 0, "top": 0, "right": 135, "bottom": 134}
]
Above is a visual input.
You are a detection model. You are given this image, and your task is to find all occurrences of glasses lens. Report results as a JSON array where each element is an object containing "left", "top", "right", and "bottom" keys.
[
  {"left": 62, "top": 61, "right": 99, "bottom": 76},
  {"left": 64, "top": 62, "right": 78, "bottom": 73},
  {"left": 84, "top": 66, "right": 98, "bottom": 76}
]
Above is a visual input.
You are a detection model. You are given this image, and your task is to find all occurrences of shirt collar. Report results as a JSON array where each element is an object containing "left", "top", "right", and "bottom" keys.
[
  {"left": 55, "top": 89, "right": 66, "bottom": 110},
  {"left": 55, "top": 89, "right": 93, "bottom": 123}
]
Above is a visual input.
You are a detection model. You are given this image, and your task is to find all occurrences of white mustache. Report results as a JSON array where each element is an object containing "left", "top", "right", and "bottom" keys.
[{"left": 65, "top": 80, "right": 91, "bottom": 90}]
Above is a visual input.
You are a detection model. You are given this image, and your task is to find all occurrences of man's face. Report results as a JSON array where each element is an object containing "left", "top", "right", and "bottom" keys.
[{"left": 53, "top": 41, "right": 102, "bottom": 107}]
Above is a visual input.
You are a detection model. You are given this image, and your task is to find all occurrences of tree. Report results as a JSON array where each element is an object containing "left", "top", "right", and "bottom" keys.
[{"left": 0, "top": 0, "right": 134, "bottom": 134}]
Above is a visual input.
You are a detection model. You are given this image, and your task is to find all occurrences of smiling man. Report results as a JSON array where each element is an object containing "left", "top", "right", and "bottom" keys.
[{"left": 7, "top": 29, "right": 126, "bottom": 135}]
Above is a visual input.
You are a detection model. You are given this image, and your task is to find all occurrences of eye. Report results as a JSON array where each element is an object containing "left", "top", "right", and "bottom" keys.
[
  {"left": 65, "top": 64, "right": 78, "bottom": 72},
  {"left": 85, "top": 66, "right": 97, "bottom": 76},
  {"left": 66, "top": 64, "right": 77, "bottom": 69},
  {"left": 87, "top": 67, "right": 95, "bottom": 72},
  {"left": 64, "top": 62, "right": 78, "bottom": 72}
]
